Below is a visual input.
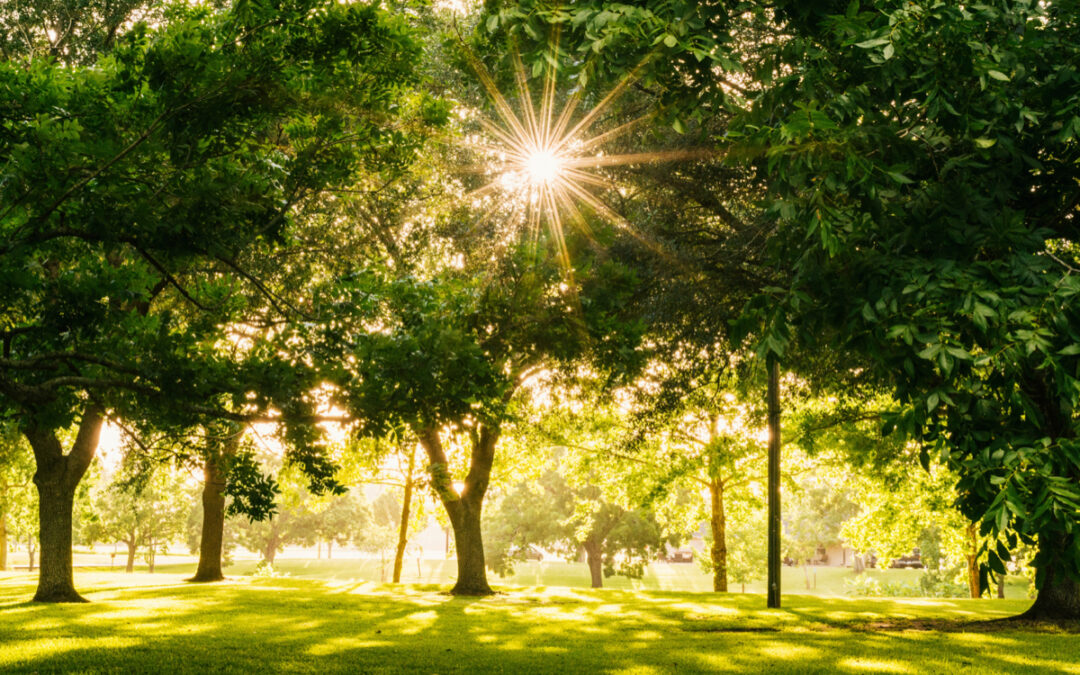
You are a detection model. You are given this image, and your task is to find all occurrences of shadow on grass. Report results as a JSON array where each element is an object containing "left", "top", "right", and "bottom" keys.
[{"left": 0, "top": 575, "right": 1076, "bottom": 674}]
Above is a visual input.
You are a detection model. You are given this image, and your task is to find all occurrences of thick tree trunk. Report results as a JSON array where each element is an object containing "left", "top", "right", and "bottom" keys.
[
  {"left": 419, "top": 426, "right": 496, "bottom": 596},
  {"left": 392, "top": 449, "right": 416, "bottom": 584},
  {"left": 1022, "top": 533, "right": 1080, "bottom": 621},
  {"left": 125, "top": 540, "right": 136, "bottom": 573},
  {"left": 264, "top": 537, "right": 277, "bottom": 565},
  {"left": 1023, "top": 567, "right": 1080, "bottom": 620},
  {"left": 190, "top": 453, "right": 227, "bottom": 582},
  {"left": 709, "top": 479, "right": 728, "bottom": 592},
  {"left": 34, "top": 479, "right": 83, "bottom": 601},
  {"left": 24, "top": 407, "right": 103, "bottom": 602},
  {"left": 448, "top": 498, "right": 490, "bottom": 594},
  {"left": 584, "top": 539, "right": 603, "bottom": 588},
  {"left": 191, "top": 432, "right": 239, "bottom": 583}
]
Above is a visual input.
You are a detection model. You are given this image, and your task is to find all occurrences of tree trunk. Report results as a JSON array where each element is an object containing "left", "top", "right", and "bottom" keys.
[
  {"left": 27, "top": 535, "right": 35, "bottom": 572},
  {"left": 584, "top": 539, "right": 603, "bottom": 588},
  {"left": 264, "top": 536, "right": 277, "bottom": 565},
  {"left": 317, "top": 541, "right": 322, "bottom": 559},
  {"left": 125, "top": 540, "right": 136, "bottom": 573},
  {"left": 34, "top": 479, "right": 83, "bottom": 600},
  {"left": 998, "top": 573, "right": 1005, "bottom": 599},
  {"left": 24, "top": 407, "right": 103, "bottom": 602},
  {"left": 392, "top": 448, "right": 416, "bottom": 584},
  {"left": 966, "top": 523, "right": 980, "bottom": 599},
  {"left": 766, "top": 357, "right": 782, "bottom": 609},
  {"left": 419, "top": 426, "right": 496, "bottom": 596},
  {"left": 190, "top": 452, "right": 227, "bottom": 582},
  {"left": 448, "top": 497, "right": 490, "bottom": 594},
  {"left": 147, "top": 541, "right": 155, "bottom": 573},
  {"left": 1022, "top": 533, "right": 1080, "bottom": 621},
  {"left": 709, "top": 479, "right": 728, "bottom": 592},
  {"left": 327, "top": 540, "right": 332, "bottom": 560},
  {"left": 0, "top": 506, "right": 7, "bottom": 571}
]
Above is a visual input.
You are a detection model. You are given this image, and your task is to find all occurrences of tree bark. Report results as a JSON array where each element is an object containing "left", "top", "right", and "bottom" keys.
[
  {"left": 125, "top": 540, "right": 136, "bottom": 573},
  {"left": 392, "top": 448, "right": 416, "bottom": 584},
  {"left": 24, "top": 407, "right": 103, "bottom": 603},
  {"left": 584, "top": 539, "right": 603, "bottom": 588},
  {"left": 709, "top": 478, "right": 728, "bottom": 592},
  {"left": 264, "top": 535, "right": 277, "bottom": 565},
  {"left": 27, "top": 535, "right": 35, "bottom": 571},
  {"left": 1022, "top": 533, "right": 1080, "bottom": 621},
  {"left": 998, "top": 573, "right": 1006, "bottom": 599},
  {"left": 190, "top": 434, "right": 236, "bottom": 582},
  {"left": 966, "top": 523, "right": 980, "bottom": 599},
  {"left": 0, "top": 506, "right": 7, "bottom": 571},
  {"left": 418, "top": 426, "right": 496, "bottom": 596},
  {"left": 327, "top": 540, "right": 333, "bottom": 560},
  {"left": 766, "top": 357, "right": 782, "bottom": 609}
]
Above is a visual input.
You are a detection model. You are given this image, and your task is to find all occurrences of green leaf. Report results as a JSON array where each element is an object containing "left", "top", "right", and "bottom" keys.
[
  {"left": 987, "top": 69, "right": 1010, "bottom": 82},
  {"left": 974, "top": 137, "right": 996, "bottom": 148},
  {"left": 855, "top": 37, "right": 890, "bottom": 49},
  {"left": 663, "top": 34, "right": 678, "bottom": 48}
]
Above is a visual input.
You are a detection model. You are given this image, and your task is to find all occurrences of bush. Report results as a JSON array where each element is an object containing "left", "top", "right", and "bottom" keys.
[
  {"left": 252, "top": 561, "right": 290, "bottom": 579},
  {"left": 918, "top": 568, "right": 969, "bottom": 598}
]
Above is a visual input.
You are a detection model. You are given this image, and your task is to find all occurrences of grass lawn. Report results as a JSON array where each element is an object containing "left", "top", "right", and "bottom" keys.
[
  {"left": 1, "top": 571, "right": 1076, "bottom": 674},
  {"left": 150, "top": 556, "right": 1032, "bottom": 599}
]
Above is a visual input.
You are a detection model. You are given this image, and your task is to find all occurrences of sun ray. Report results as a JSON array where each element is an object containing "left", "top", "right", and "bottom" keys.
[
  {"left": 551, "top": 56, "right": 652, "bottom": 155},
  {"left": 565, "top": 148, "right": 716, "bottom": 170},
  {"left": 451, "top": 27, "right": 712, "bottom": 276}
]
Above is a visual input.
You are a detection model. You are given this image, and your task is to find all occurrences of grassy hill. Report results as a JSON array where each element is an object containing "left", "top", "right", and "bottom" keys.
[{"left": 1, "top": 571, "right": 1075, "bottom": 674}]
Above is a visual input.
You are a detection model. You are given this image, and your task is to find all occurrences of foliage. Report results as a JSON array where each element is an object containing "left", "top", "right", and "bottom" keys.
[
  {"left": 84, "top": 462, "right": 192, "bottom": 569},
  {"left": 485, "top": 465, "right": 672, "bottom": 583}
]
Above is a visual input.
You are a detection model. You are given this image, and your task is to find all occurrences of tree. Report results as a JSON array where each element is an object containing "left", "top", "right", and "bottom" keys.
[
  {"left": 327, "top": 238, "right": 646, "bottom": 595},
  {"left": 86, "top": 464, "right": 191, "bottom": 573},
  {"left": 0, "top": 0, "right": 425, "bottom": 602},
  {"left": 841, "top": 460, "right": 984, "bottom": 597},
  {"left": 363, "top": 491, "right": 407, "bottom": 583},
  {"left": 485, "top": 466, "right": 672, "bottom": 588},
  {"left": 298, "top": 491, "right": 371, "bottom": 561},
  {"left": 721, "top": 1, "right": 1080, "bottom": 620},
  {"left": 510, "top": 0, "right": 1080, "bottom": 620}
]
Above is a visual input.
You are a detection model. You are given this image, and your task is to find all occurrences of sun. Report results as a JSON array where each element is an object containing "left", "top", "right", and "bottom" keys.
[
  {"left": 457, "top": 32, "right": 711, "bottom": 264},
  {"left": 524, "top": 149, "right": 563, "bottom": 186}
]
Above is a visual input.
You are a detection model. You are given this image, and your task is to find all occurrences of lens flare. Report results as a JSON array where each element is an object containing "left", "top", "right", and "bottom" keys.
[
  {"left": 457, "top": 30, "right": 713, "bottom": 267},
  {"left": 523, "top": 149, "right": 563, "bottom": 186}
]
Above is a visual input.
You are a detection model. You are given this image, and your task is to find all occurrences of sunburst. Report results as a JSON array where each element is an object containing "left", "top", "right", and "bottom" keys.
[{"left": 457, "top": 30, "right": 712, "bottom": 266}]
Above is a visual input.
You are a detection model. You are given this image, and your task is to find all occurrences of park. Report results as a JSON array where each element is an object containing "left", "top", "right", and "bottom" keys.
[{"left": 1, "top": 0, "right": 1079, "bottom": 672}]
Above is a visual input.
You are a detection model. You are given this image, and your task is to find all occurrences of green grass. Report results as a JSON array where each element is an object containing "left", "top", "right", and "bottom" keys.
[
  {"left": 149, "top": 557, "right": 1032, "bottom": 599},
  {"left": 1, "top": 570, "right": 1076, "bottom": 674}
]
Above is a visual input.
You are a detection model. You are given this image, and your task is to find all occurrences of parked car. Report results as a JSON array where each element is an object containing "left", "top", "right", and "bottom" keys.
[
  {"left": 889, "top": 548, "right": 924, "bottom": 569},
  {"left": 664, "top": 548, "right": 694, "bottom": 563}
]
